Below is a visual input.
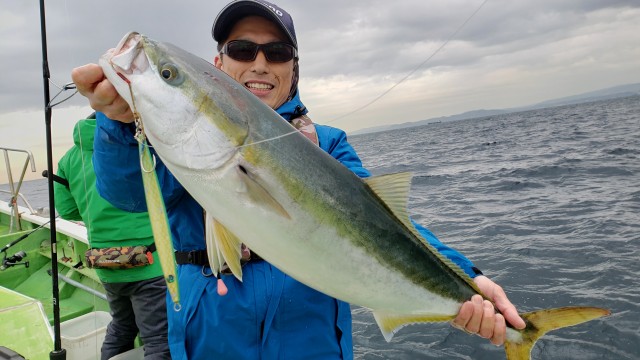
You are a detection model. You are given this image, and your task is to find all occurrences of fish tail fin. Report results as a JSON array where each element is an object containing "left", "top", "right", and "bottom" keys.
[{"left": 504, "top": 306, "right": 610, "bottom": 360}]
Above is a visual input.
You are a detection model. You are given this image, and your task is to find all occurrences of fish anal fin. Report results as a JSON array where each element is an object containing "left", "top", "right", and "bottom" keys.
[
  {"left": 237, "top": 166, "right": 291, "bottom": 219},
  {"left": 372, "top": 311, "right": 455, "bottom": 342},
  {"left": 504, "top": 306, "right": 610, "bottom": 360}
]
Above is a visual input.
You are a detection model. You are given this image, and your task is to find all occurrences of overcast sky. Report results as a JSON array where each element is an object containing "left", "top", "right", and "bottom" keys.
[{"left": 1, "top": 0, "right": 639, "bottom": 182}]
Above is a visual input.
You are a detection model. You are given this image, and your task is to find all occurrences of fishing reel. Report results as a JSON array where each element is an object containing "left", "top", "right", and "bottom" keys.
[{"left": 0, "top": 251, "right": 29, "bottom": 271}]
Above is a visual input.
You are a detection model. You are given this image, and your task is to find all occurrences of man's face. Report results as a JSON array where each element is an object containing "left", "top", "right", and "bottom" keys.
[{"left": 215, "top": 16, "right": 295, "bottom": 110}]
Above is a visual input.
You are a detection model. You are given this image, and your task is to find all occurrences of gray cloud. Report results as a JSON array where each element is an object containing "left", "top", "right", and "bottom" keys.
[
  {"left": 1, "top": 0, "right": 639, "bottom": 131},
  {"left": 296, "top": 0, "right": 640, "bottom": 78}
]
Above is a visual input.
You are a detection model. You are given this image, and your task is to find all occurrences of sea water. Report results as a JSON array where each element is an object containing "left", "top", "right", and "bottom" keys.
[
  {"left": 3, "top": 96, "right": 639, "bottom": 359},
  {"left": 348, "top": 95, "right": 639, "bottom": 359}
]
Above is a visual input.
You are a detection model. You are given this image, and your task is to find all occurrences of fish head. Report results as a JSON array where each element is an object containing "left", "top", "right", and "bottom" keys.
[{"left": 99, "top": 31, "right": 250, "bottom": 170}]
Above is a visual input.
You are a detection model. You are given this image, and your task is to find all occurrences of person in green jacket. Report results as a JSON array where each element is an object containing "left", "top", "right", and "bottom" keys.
[{"left": 54, "top": 118, "right": 171, "bottom": 360}]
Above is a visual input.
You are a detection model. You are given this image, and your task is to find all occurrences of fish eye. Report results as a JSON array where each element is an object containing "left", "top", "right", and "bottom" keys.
[{"left": 159, "top": 63, "right": 183, "bottom": 85}]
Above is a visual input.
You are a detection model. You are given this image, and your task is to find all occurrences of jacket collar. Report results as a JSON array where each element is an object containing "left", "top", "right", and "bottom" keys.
[{"left": 276, "top": 90, "right": 308, "bottom": 121}]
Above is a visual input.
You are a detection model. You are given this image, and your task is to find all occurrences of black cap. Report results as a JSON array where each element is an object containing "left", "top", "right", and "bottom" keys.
[{"left": 212, "top": 0, "right": 298, "bottom": 49}]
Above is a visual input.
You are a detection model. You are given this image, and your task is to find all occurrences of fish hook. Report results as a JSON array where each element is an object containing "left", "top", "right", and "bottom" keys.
[
  {"left": 139, "top": 147, "right": 157, "bottom": 173},
  {"left": 121, "top": 73, "right": 157, "bottom": 173}
]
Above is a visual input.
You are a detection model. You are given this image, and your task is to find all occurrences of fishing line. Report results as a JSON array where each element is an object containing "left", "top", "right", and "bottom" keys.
[
  {"left": 236, "top": 129, "right": 300, "bottom": 149},
  {"left": 48, "top": 81, "right": 77, "bottom": 108},
  {"left": 46, "top": 0, "right": 79, "bottom": 108},
  {"left": 76, "top": 121, "right": 93, "bottom": 234},
  {"left": 65, "top": 0, "right": 101, "bottom": 334},
  {"left": 61, "top": 119, "right": 105, "bottom": 348},
  {"left": 328, "top": 0, "right": 489, "bottom": 124},
  {"left": 237, "top": 0, "right": 489, "bottom": 149}
]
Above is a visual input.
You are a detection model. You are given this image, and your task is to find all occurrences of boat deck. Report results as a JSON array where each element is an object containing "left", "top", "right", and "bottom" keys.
[
  {"left": 0, "top": 286, "right": 53, "bottom": 359},
  {"left": 0, "top": 201, "right": 109, "bottom": 324},
  {"left": 0, "top": 147, "right": 130, "bottom": 359}
]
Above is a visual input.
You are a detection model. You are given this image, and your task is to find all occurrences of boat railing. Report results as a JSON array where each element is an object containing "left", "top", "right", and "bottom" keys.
[
  {"left": 0, "top": 189, "right": 37, "bottom": 215},
  {"left": 1, "top": 147, "right": 38, "bottom": 232}
]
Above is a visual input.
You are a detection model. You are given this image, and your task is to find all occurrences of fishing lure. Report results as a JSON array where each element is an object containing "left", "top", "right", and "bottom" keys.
[{"left": 123, "top": 74, "right": 181, "bottom": 310}]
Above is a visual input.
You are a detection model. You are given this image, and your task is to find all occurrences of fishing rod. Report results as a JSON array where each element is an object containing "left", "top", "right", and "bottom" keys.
[
  {"left": 0, "top": 218, "right": 54, "bottom": 254},
  {"left": 38, "top": 0, "right": 66, "bottom": 358}
]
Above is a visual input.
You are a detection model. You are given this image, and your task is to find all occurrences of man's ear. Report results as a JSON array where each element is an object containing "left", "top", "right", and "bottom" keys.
[
  {"left": 214, "top": 55, "right": 223, "bottom": 69},
  {"left": 288, "top": 61, "right": 299, "bottom": 100}
]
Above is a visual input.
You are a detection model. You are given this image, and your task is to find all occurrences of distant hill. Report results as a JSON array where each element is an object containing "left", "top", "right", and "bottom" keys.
[
  {"left": 531, "top": 83, "right": 640, "bottom": 108},
  {"left": 351, "top": 83, "right": 640, "bottom": 135}
]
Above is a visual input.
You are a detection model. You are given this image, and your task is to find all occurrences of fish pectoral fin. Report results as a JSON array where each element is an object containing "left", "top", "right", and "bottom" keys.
[
  {"left": 204, "top": 213, "right": 244, "bottom": 281},
  {"left": 504, "top": 306, "right": 610, "bottom": 360},
  {"left": 237, "top": 166, "right": 291, "bottom": 219},
  {"left": 364, "top": 172, "right": 413, "bottom": 228},
  {"left": 204, "top": 212, "right": 224, "bottom": 276},
  {"left": 372, "top": 311, "right": 455, "bottom": 342}
]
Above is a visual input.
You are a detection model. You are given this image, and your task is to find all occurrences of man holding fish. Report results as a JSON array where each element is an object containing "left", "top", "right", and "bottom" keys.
[{"left": 71, "top": 0, "right": 527, "bottom": 358}]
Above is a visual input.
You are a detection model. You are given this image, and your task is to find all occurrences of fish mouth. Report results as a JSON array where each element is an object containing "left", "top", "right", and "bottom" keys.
[
  {"left": 108, "top": 32, "right": 149, "bottom": 79},
  {"left": 99, "top": 32, "right": 183, "bottom": 150},
  {"left": 99, "top": 32, "right": 244, "bottom": 170},
  {"left": 98, "top": 31, "right": 153, "bottom": 110}
]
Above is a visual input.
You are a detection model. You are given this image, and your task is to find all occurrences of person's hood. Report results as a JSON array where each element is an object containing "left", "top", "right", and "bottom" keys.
[
  {"left": 276, "top": 90, "right": 307, "bottom": 121},
  {"left": 73, "top": 118, "right": 97, "bottom": 152}
]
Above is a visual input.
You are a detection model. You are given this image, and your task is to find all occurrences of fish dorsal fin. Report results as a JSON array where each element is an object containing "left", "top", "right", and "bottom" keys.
[
  {"left": 364, "top": 172, "right": 414, "bottom": 229},
  {"left": 204, "top": 212, "right": 244, "bottom": 281},
  {"left": 365, "top": 172, "right": 482, "bottom": 294},
  {"left": 237, "top": 166, "right": 291, "bottom": 220}
]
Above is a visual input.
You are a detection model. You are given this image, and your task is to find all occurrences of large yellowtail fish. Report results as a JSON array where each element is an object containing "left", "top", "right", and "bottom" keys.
[{"left": 99, "top": 32, "right": 609, "bottom": 359}]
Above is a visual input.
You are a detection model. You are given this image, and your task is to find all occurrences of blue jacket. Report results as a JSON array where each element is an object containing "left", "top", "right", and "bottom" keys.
[{"left": 93, "top": 93, "right": 477, "bottom": 359}]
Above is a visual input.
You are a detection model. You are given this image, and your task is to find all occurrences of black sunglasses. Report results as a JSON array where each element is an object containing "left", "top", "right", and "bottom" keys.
[{"left": 221, "top": 40, "right": 297, "bottom": 63}]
